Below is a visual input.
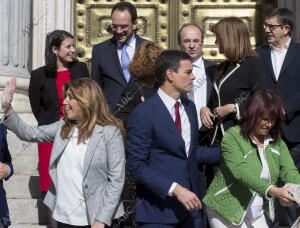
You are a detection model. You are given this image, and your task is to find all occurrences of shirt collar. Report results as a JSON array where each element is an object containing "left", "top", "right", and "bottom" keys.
[
  {"left": 117, "top": 33, "right": 136, "bottom": 49},
  {"left": 270, "top": 38, "right": 291, "bottom": 51},
  {"left": 158, "top": 88, "right": 181, "bottom": 112},
  {"left": 192, "top": 56, "right": 203, "bottom": 69},
  {"left": 251, "top": 134, "right": 273, "bottom": 148}
]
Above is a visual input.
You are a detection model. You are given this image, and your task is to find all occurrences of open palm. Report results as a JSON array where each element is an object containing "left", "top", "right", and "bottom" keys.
[{"left": 1, "top": 77, "right": 16, "bottom": 107}]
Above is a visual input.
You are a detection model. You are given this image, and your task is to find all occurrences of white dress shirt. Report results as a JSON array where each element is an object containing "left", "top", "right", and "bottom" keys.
[
  {"left": 270, "top": 38, "right": 291, "bottom": 80},
  {"left": 157, "top": 88, "right": 191, "bottom": 196},
  {"left": 117, "top": 33, "right": 136, "bottom": 66},
  {"left": 52, "top": 128, "right": 90, "bottom": 225},
  {"left": 192, "top": 57, "right": 207, "bottom": 129},
  {"left": 245, "top": 135, "right": 273, "bottom": 219}
]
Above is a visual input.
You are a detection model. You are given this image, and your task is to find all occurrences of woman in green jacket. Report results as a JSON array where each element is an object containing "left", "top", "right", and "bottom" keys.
[{"left": 203, "top": 90, "right": 300, "bottom": 227}]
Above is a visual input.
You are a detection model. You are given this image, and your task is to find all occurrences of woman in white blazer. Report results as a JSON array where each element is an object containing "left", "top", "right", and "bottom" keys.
[{"left": 1, "top": 78, "right": 125, "bottom": 228}]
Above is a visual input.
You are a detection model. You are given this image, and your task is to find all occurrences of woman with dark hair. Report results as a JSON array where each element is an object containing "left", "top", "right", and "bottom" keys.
[
  {"left": 2, "top": 78, "right": 125, "bottom": 228},
  {"left": 200, "top": 17, "right": 267, "bottom": 147},
  {"left": 115, "top": 42, "right": 163, "bottom": 127},
  {"left": 203, "top": 90, "right": 300, "bottom": 227},
  {"left": 29, "top": 30, "right": 89, "bottom": 226}
]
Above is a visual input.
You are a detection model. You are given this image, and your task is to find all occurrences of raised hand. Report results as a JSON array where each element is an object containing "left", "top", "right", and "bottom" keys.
[{"left": 1, "top": 77, "right": 16, "bottom": 114}]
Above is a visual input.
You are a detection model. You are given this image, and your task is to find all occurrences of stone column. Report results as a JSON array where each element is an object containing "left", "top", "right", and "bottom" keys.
[
  {"left": 32, "top": 0, "right": 73, "bottom": 69},
  {"left": 0, "top": 0, "right": 31, "bottom": 78},
  {"left": 1, "top": 1, "right": 73, "bottom": 227}
]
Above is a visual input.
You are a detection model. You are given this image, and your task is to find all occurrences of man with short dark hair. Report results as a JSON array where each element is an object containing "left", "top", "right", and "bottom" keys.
[
  {"left": 256, "top": 7, "right": 300, "bottom": 227},
  {"left": 127, "top": 50, "right": 219, "bottom": 228},
  {"left": 92, "top": 1, "right": 148, "bottom": 112}
]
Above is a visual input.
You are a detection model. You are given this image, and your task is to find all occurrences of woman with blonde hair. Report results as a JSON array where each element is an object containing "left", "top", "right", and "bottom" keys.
[
  {"left": 1, "top": 78, "right": 125, "bottom": 228},
  {"left": 200, "top": 17, "right": 267, "bottom": 148}
]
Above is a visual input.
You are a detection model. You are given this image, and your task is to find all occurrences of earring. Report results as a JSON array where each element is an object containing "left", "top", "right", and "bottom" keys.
[{"left": 55, "top": 53, "right": 58, "bottom": 57}]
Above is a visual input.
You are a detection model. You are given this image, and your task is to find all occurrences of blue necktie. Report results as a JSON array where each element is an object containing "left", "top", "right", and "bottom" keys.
[
  {"left": 121, "top": 43, "right": 131, "bottom": 82},
  {"left": 187, "top": 64, "right": 195, "bottom": 101}
]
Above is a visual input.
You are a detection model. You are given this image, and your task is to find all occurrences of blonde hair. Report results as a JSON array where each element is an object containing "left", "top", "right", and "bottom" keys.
[
  {"left": 61, "top": 78, "right": 125, "bottom": 143},
  {"left": 212, "top": 17, "right": 257, "bottom": 62}
]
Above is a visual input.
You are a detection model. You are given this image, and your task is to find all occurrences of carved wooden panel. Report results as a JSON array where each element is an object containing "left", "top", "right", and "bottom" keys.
[
  {"left": 178, "top": 0, "right": 275, "bottom": 62},
  {"left": 74, "top": 0, "right": 170, "bottom": 65},
  {"left": 74, "top": 0, "right": 275, "bottom": 65}
]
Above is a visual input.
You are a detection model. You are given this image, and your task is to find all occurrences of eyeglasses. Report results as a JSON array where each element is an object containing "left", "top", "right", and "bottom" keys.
[
  {"left": 112, "top": 24, "right": 130, "bottom": 30},
  {"left": 263, "top": 23, "right": 282, "bottom": 31}
]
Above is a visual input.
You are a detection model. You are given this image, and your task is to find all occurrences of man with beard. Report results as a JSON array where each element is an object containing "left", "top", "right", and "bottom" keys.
[
  {"left": 92, "top": 1, "right": 147, "bottom": 113},
  {"left": 256, "top": 8, "right": 300, "bottom": 227}
]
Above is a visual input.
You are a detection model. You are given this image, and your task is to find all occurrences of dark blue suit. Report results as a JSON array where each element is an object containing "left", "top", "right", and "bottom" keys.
[
  {"left": 127, "top": 92, "right": 219, "bottom": 227},
  {"left": 91, "top": 35, "right": 147, "bottom": 112},
  {"left": 0, "top": 125, "right": 13, "bottom": 227},
  {"left": 256, "top": 40, "right": 300, "bottom": 226},
  {"left": 256, "top": 40, "right": 300, "bottom": 144}
]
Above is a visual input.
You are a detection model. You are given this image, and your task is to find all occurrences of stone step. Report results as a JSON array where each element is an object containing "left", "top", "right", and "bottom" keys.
[
  {"left": 10, "top": 225, "right": 48, "bottom": 228},
  {"left": 10, "top": 153, "right": 39, "bottom": 175},
  {"left": 7, "top": 199, "right": 48, "bottom": 224},
  {"left": 4, "top": 175, "right": 41, "bottom": 199}
]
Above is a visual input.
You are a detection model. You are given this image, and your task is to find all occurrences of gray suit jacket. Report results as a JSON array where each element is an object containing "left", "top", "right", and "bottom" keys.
[{"left": 3, "top": 112, "right": 125, "bottom": 226}]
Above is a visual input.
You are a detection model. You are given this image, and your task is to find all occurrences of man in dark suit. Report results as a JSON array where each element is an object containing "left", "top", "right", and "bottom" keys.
[
  {"left": 178, "top": 24, "right": 216, "bottom": 129},
  {"left": 92, "top": 1, "right": 147, "bottom": 113},
  {"left": 256, "top": 8, "right": 300, "bottom": 227},
  {"left": 0, "top": 125, "right": 13, "bottom": 228},
  {"left": 127, "top": 50, "right": 219, "bottom": 228},
  {"left": 178, "top": 25, "right": 217, "bottom": 228}
]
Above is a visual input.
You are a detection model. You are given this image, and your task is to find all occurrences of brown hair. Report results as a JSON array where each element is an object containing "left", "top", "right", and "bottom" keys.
[
  {"left": 212, "top": 17, "right": 257, "bottom": 62},
  {"left": 239, "top": 90, "right": 285, "bottom": 141},
  {"left": 129, "top": 42, "right": 163, "bottom": 87},
  {"left": 61, "top": 78, "right": 125, "bottom": 143}
]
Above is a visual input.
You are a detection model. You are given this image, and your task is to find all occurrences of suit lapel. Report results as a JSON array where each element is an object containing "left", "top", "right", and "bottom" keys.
[
  {"left": 82, "top": 125, "right": 103, "bottom": 179},
  {"left": 110, "top": 39, "right": 127, "bottom": 84},
  {"left": 135, "top": 35, "right": 144, "bottom": 48},
  {"left": 265, "top": 47, "right": 277, "bottom": 82},
  {"left": 182, "top": 101, "right": 197, "bottom": 156},
  {"left": 153, "top": 93, "right": 186, "bottom": 155},
  {"left": 204, "top": 59, "right": 213, "bottom": 104},
  {"left": 278, "top": 40, "right": 296, "bottom": 81},
  {"left": 49, "top": 127, "right": 74, "bottom": 179}
]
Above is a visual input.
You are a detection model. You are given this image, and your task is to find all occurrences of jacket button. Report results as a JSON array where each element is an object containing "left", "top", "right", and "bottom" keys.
[{"left": 85, "top": 184, "right": 88, "bottom": 189}]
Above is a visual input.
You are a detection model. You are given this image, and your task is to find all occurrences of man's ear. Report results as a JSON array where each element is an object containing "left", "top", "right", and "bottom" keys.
[
  {"left": 165, "top": 69, "right": 174, "bottom": 82},
  {"left": 284, "top": 25, "right": 291, "bottom": 36},
  {"left": 132, "top": 20, "right": 138, "bottom": 31}
]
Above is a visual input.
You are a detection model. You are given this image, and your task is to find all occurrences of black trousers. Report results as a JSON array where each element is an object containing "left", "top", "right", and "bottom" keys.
[
  {"left": 57, "top": 222, "right": 90, "bottom": 228},
  {"left": 57, "top": 220, "right": 123, "bottom": 228}
]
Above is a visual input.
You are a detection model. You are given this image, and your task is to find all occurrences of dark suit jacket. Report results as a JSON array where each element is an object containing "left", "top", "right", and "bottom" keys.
[
  {"left": 203, "top": 59, "right": 217, "bottom": 104},
  {"left": 0, "top": 125, "right": 13, "bottom": 227},
  {"left": 29, "top": 61, "right": 89, "bottom": 126},
  {"left": 126, "top": 92, "right": 219, "bottom": 225},
  {"left": 115, "top": 80, "right": 156, "bottom": 128},
  {"left": 207, "top": 56, "right": 267, "bottom": 133},
  {"left": 256, "top": 40, "right": 300, "bottom": 143},
  {"left": 91, "top": 35, "right": 147, "bottom": 112}
]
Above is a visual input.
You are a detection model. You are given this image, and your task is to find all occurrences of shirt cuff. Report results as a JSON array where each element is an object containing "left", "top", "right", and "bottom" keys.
[
  {"left": 265, "top": 185, "right": 274, "bottom": 200},
  {"left": 168, "top": 182, "right": 177, "bottom": 197},
  {"left": 3, "top": 163, "right": 11, "bottom": 179}
]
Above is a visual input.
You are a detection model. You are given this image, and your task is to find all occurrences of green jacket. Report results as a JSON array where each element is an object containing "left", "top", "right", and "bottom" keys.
[{"left": 203, "top": 125, "right": 300, "bottom": 225}]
